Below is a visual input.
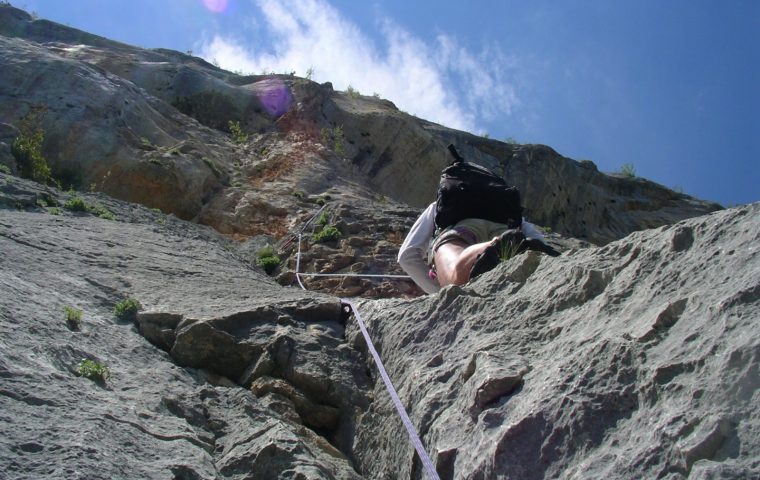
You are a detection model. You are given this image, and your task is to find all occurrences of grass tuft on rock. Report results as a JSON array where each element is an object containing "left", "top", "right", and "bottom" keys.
[
  {"left": 63, "top": 305, "right": 82, "bottom": 330},
  {"left": 256, "top": 246, "right": 281, "bottom": 275},
  {"left": 77, "top": 359, "right": 110, "bottom": 383},
  {"left": 618, "top": 163, "right": 636, "bottom": 178},
  {"left": 312, "top": 225, "right": 341, "bottom": 243},
  {"left": 63, "top": 196, "right": 115, "bottom": 219},
  {"left": 228, "top": 120, "right": 249, "bottom": 144},
  {"left": 113, "top": 298, "right": 142, "bottom": 321},
  {"left": 64, "top": 196, "right": 89, "bottom": 212}
]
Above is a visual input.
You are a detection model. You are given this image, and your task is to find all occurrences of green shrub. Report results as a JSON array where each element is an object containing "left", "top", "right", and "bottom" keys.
[
  {"left": 63, "top": 196, "right": 114, "bottom": 219},
  {"left": 618, "top": 163, "right": 636, "bottom": 178},
  {"left": 77, "top": 359, "right": 110, "bottom": 382},
  {"left": 89, "top": 204, "right": 115, "bottom": 220},
  {"left": 63, "top": 305, "right": 82, "bottom": 330},
  {"left": 312, "top": 225, "right": 341, "bottom": 243},
  {"left": 42, "top": 194, "right": 58, "bottom": 207},
  {"left": 292, "top": 190, "right": 305, "bottom": 200},
  {"left": 319, "top": 126, "right": 345, "bottom": 155},
  {"left": 256, "top": 255, "right": 281, "bottom": 274},
  {"left": 96, "top": 209, "right": 115, "bottom": 220},
  {"left": 47, "top": 207, "right": 62, "bottom": 215},
  {"left": 228, "top": 120, "right": 249, "bottom": 144},
  {"left": 113, "top": 298, "right": 142, "bottom": 321},
  {"left": 316, "top": 211, "right": 329, "bottom": 228},
  {"left": 345, "top": 85, "right": 360, "bottom": 98},
  {"left": 315, "top": 193, "right": 333, "bottom": 206},
  {"left": 255, "top": 246, "right": 281, "bottom": 275},
  {"left": 0, "top": 165, "right": 10, "bottom": 174},
  {"left": 332, "top": 126, "right": 344, "bottom": 155},
  {"left": 11, "top": 107, "right": 51, "bottom": 184},
  {"left": 64, "top": 196, "right": 89, "bottom": 212}
]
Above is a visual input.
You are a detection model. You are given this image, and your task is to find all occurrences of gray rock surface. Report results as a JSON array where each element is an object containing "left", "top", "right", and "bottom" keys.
[
  {"left": 0, "top": 3, "right": 719, "bottom": 252},
  {"left": 350, "top": 202, "right": 760, "bottom": 479},
  {"left": 1, "top": 5, "right": 756, "bottom": 480},
  {"left": 0, "top": 30, "right": 233, "bottom": 219},
  {"left": 0, "top": 174, "right": 365, "bottom": 479},
  {"left": 2, "top": 165, "right": 758, "bottom": 479}
]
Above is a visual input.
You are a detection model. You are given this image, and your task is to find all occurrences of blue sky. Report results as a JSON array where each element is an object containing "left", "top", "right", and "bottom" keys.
[{"left": 17, "top": 0, "right": 760, "bottom": 206}]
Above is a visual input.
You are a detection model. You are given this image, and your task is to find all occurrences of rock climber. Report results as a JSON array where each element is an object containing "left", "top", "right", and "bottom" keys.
[{"left": 397, "top": 201, "right": 556, "bottom": 294}]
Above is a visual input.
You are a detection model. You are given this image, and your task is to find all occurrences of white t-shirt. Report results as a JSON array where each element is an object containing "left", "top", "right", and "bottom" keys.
[{"left": 397, "top": 202, "right": 546, "bottom": 294}]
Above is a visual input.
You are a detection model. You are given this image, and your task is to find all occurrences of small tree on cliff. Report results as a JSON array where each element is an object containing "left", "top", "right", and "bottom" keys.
[{"left": 11, "top": 106, "right": 51, "bottom": 184}]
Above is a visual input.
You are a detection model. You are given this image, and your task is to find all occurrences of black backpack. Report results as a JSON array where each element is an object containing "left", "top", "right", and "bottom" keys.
[{"left": 435, "top": 144, "right": 523, "bottom": 230}]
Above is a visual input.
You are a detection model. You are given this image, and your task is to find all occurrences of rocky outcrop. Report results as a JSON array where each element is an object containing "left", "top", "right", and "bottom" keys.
[
  {"left": 321, "top": 95, "right": 723, "bottom": 245},
  {"left": 2, "top": 173, "right": 757, "bottom": 479},
  {"left": 0, "top": 174, "right": 368, "bottom": 479},
  {"left": 350, "top": 202, "right": 760, "bottom": 479},
  {"left": 0, "top": 4, "right": 719, "bottom": 253},
  {"left": 0, "top": 31, "right": 235, "bottom": 219},
  {"left": 1, "top": 5, "right": 755, "bottom": 479}
]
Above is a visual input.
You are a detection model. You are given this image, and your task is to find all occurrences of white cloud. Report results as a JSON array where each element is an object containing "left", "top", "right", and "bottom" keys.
[{"left": 196, "top": 0, "right": 518, "bottom": 133}]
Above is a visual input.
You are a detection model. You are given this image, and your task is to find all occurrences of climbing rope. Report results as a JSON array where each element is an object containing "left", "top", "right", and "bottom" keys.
[
  {"left": 298, "top": 273, "right": 411, "bottom": 279},
  {"left": 342, "top": 299, "right": 441, "bottom": 480},
  {"left": 293, "top": 225, "right": 440, "bottom": 480},
  {"left": 276, "top": 203, "right": 328, "bottom": 252}
]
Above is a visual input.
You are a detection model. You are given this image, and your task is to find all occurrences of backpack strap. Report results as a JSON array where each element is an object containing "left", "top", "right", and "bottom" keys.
[{"left": 447, "top": 144, "right": 465, "bottom": 164}]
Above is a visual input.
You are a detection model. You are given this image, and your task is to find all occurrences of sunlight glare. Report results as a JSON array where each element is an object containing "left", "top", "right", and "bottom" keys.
[
  {"left": 203, "top": 0, "right": 229, "bottom": 14},
  {"left": 256, "top": 79, "right": 293, "bottom": 117}
]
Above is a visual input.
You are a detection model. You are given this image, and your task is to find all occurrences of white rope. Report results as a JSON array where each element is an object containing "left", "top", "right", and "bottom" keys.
[
  {"left": 277, "top": 204, "right": 328, "bottom": 252},
  {"left": 295, "top": 233, "right": 307, "bottom": 290},
  {"left": 342, "top": 299, "right": 441, "bottom": 480},
  {"left": 298, "top": 273, "right": 412, "bottom": 279},
  {"left": 292, "top": 230, "right": 440, "bottom": 480}
]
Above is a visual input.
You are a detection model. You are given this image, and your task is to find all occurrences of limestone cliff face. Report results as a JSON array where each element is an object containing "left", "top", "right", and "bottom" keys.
[
  {"left": 1, "top": 5, "right": 755, "bottom": 480},
  {"left": 0, "top": 5, "right": 718, "bottom": 242},
  {"left": 351, "top": 203, "right": 760, "bottom": 479},
  {"left": 0, "top": 176, "right": 366, "bottom": 479},
  {"left": 2, "top": 173, "right": 758, "bottom": 480}
]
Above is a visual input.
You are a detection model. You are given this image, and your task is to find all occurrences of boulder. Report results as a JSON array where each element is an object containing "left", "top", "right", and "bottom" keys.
[{"left": 350, "top": 202, "right": 760, "bottom": 479}]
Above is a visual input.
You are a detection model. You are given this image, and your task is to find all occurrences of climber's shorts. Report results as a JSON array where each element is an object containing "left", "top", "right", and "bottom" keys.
[{"left": 431, "top": 218, "right": 514, "bottom": 253}]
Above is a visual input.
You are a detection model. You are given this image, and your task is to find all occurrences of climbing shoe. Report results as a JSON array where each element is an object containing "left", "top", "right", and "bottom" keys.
[
  {"left": 469, "top": 242, "right": 501, "bottom": 279},
  {"left": 469, "top": 230, "right": 560, "bottom": 280}
]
